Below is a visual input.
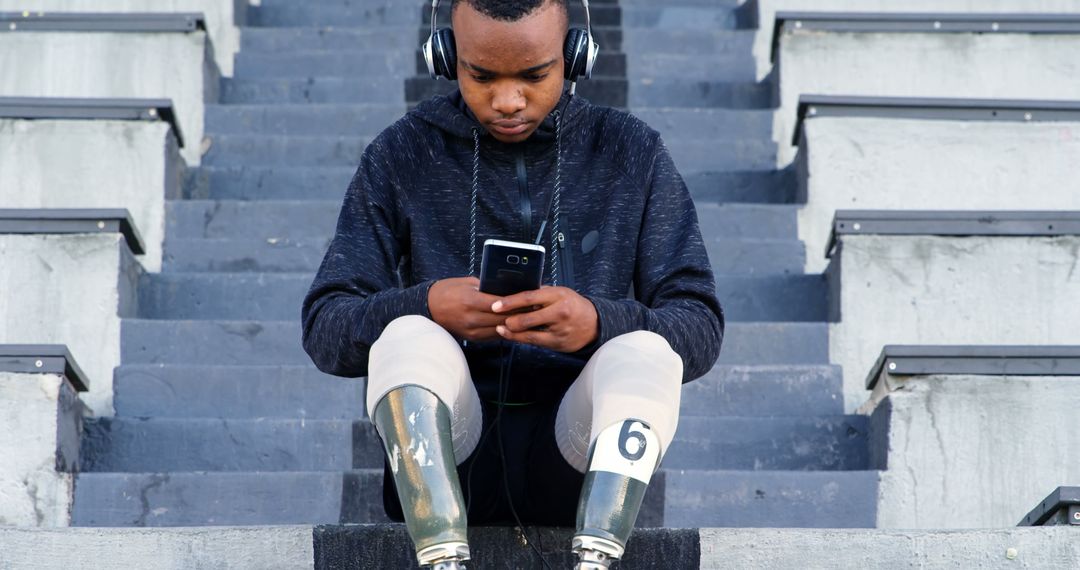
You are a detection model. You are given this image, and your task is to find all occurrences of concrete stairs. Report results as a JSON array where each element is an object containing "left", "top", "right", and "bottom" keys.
[{"left": 73, "top": 0, "right": 877, "bottom": 540}]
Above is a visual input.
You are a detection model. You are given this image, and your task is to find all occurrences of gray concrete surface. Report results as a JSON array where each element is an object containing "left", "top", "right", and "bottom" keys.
[
  {"left": 868, "top": 375, "right": 1080, "bottom": 529},
  {"left": 797, "top": 117, "right": 1080, "bottom": 272},
  {"left": 829, "top": 235, "right": 1080, "bottom": 411},
  {"left": 0, "top": 0, "right": 242, "bottom": 76},
  {"left": 0, "top": 234, "right": 140, "bottom": 416},
  {"left": 0, "top": 119, "right": 183, "bottom": 272},
  {"left": 0, "top": 31, "right": 218, "bottom": 165},
  {"left": 700, "top": 527, "right": 1080, "bottom": 568},
  {"left": 0, "top": 526, "right": 314, "bottom": 570},
  {"left": 0, "top": 372, "right": 81, "bottom": 527},
  {"left": 774, "top": 31, "right": 1080, "bottom": 164}
]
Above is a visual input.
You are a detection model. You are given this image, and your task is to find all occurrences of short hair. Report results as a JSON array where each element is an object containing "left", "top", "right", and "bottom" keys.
[{"left": 451, "top": 0, "right": 569, "bottom": 22}]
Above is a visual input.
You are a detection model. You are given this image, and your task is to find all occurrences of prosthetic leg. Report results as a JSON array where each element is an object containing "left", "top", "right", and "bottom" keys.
[
  {"left": 372, "top": 386, "right": 471, "bottom": 569},
  {"left": 572, "top": 419, "right": 661, "bottom": 569}
]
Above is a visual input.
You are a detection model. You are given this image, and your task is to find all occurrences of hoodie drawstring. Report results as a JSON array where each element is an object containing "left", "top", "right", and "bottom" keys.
[{"left": 468, "top": 127, "right": 481, "bottom": 277}]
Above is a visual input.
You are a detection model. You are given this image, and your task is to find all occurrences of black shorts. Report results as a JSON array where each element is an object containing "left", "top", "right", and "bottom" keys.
[{"left": 381, "top": 398, "right": 587, "bottom": 527}]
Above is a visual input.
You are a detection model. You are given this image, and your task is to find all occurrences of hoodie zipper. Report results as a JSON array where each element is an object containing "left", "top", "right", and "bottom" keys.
[
  {"left": 557, "top": 214, "right": 576, "bottom": 289},
  {"left": 515, "top": 151, "right": 531, "bottom": 243}
]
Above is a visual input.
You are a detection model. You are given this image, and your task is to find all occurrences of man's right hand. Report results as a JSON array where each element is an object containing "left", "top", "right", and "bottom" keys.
[{"left": 428, "top": 277, "right": 507, "bottom": 343}]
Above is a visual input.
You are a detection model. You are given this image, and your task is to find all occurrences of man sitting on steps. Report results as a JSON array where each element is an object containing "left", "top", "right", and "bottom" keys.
[{"left": 302, "top": 0, "right": 724, "bottom": 567}]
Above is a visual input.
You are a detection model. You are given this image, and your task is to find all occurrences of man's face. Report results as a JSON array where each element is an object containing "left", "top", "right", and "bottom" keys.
[{"left": 452, "top": 1, "right": 567, "bottom": 144}]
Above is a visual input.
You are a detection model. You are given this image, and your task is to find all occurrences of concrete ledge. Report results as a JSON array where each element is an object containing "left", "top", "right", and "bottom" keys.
[
  {"left": 772, "top": 14, "right": 1080, "bottom": 164},
  {"left": 0, "top": 209, "right": 145, "bottom": 255},
  {"left": 0, "top": 344, "right": 89, "bottom": 392},
  {"left": 0, "top": 11, "right": 203, "bottom": 32},
  {"left": 0, "top": 24, "right": 219, "bottom": 165},
  {"left": 0, "top": 96, "right": 183, "bottom": 146},
  {"left": 1021, "top": 487, "right": 1080, "bottom": 527}
]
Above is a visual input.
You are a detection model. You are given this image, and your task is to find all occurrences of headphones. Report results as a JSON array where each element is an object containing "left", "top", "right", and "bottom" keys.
[{"left": 423, "top": 0, "right": 600, "bottom": 84}]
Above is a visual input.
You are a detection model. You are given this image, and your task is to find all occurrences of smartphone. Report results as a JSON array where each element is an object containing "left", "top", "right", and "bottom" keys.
[{"left": 479, "top": 239, "right": 546, "bottom": 296}]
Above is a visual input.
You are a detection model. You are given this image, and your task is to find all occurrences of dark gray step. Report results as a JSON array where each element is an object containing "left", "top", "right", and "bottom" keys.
[
  {"left": 406, "top": 76, "right": 628, "bottom": 109},
  {"left": 713, "top": 274, "right": 828, "bottom": 322},
  {"left": 664, "top": 470, "right": 879, "bottom": 528},
  {"left": 221, "top": 77, "right": 404, "bottom": 105},
  {"left": 687, "top": 169, "right": 797, "bottom": 204},
  {"left": 668, "top": 139, "right": 777, "bottom": 172},
  {"left": 71, "top": 470, "right": 386, "bottom": 526},
  {"left": 632, "top": 108, "right": 773, "bottom": 141},
  {"left": 205, "top": 104, "right": 405, "bottom": 136},
  {"left": 684, "top": 365, "right": 843, "bottom": 417},
  {"left": 202, "top": 135, "right": 376, "bottom": 168},
  {"left": 705, "top": 239, "right": 803, "bottom": 276},
  {"left": 162, "top": 238, "right": 330, "bottom": 273},
  {"left": 184, "top": 166, "right": 353, "bottom": 200},
  {"left": 623, "top": 28, "right": 755, "bottom": 56},
  {"left": 72, "top": 469, "right": 873, "bottom": 528},
  {"left": 121, "top": 320, "right": 827, "bottom": 366},
  {"left": 113, "top": 365, "right": 364, "bottom": 420},
  {"left": 250, "top": 3, "right": 422, "bottom": 27},
  {"left": 621, "top": 6, "right": 742, "bottom": 30},
  {"left": 167, "top": 200, "right": 340, "bottom": 239},
  {"left": 240, "top": 26, "right": 416, "bottom": 52},
  {"left": 234, "top": 51, "right": 415, "bottom": 80},
  {"left": 629, "top": 79, "right": 775, "bottom": 109},
  {"left": 137, "top": 273, "right": 312, "bottom": 320},
  {"left": 628, "top": 53, "right": 756, "bottom": 82},
  {"left": 696, "top": 204, "right": 797, "bottom": 240}
]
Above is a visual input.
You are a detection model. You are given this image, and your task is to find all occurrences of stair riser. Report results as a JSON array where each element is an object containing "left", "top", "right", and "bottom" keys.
[
  {"left": 205, "top": 105, "right": 406, "bottom": 136},
  {"left": 221, "top": 78, "right": 404, "bottom": 105}
]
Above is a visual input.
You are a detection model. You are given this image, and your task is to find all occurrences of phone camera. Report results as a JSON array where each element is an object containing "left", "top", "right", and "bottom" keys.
[{"left": 506, "top": 255, "right": 520, "bottom": 265}]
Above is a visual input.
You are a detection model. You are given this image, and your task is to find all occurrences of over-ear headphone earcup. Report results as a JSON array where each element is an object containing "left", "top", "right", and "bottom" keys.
[
  {"left": 564, "top": 27, "right": 590, "bottom": 81},
  {"left": 432, "top": 27, "right": 458, "bottom": 80}
]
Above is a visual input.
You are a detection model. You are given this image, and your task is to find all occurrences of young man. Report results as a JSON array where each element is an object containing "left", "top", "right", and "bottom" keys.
[{"left": 302, "top": 0, "right": 724, "bottom": 567}]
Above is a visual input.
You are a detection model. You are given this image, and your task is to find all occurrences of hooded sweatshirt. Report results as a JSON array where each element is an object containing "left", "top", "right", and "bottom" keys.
[{"left": 301, "top": 90, "right": 724, "bottom": 404}]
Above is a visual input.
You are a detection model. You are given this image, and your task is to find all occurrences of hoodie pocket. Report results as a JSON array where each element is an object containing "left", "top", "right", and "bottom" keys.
[{"left": 556, "top": 214, "right": 576, "bottom": 290}]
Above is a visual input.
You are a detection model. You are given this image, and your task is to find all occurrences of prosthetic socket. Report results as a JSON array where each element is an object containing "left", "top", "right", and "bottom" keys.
[
  {"left": 573, "top": 418, "right": 662, "bottom": 569},
  {"left": 372, "top": 386, "right": 470, "bottom": 568}
]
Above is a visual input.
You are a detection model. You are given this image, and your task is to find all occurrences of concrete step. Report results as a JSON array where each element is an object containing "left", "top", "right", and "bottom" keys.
[
  {"left": 705, "top": 238, "right": 804, "bottom": 276},
  {"left": 686, "top": 168, "right": 797, "bottom": 204},
  {"left": 120, "top": 320, "right": 827, "bottom": 366},
  {"left": 630, "top": 78, "right": 775, "bottom": 109},
  {"left": 166, "top": 200, "right": 340, "bottom": 239},
  {"left": 221, "top": 77, "right": 405, "bottom": 105},
  {"left": 205, "top": 104, "right": 405, "bottom": 136},
  {"left": 632, "top": 107, "right": 773, "bottom": 141},
  {"left": 696, "top": 204, "right": 797, "bottom": 240},
  {"left": 668, "top": 139, "right": 777, "bottom": 172},
  {"left": 628, "top": 53, "right": 757, "bottom": 82},
  {"left": 685, "top": 365, "right": 843, "bottom": 417},
  {"left": 714, "top": 274, "right": 827, "bottom": 322},
  {"left": 81, "top": 415, "right": 868, "bottom": 473},
  {"left": 72, "top": 470, "right": 387, "bottom": 526},
  {"left": 162, "top": 238, "right": 330, "bottom": 273},
  {"left": 623, "top": 28, "right": 756, "bottom": 56},
  {"left": 202, "top": 135, "right": 376, "bottom": 168},
  {"left": 240, "top": 26, "right": 417, "bottom": 52},
  {"left": 621, "top": 6, "right": 743, "bottom": 30},
  {"left": 234, "top": 51, "right": 416, "bottom": 80},
  {"left": 71, "top": 469, "right": 875, "bottom": 528},
  {"left": 664, "top": 470, "right": 879, "bottom": 528},
  {"left": 113, "top": 364, "right": 365, "bottom": 420},
  {"left": 250, "top": 3, "right": 423, "bottom": 27},
  {"left": 184, "top": 166, "right": 353, "bottom": 201}
]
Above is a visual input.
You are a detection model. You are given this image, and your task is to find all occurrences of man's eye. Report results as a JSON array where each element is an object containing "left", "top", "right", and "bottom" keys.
[
  {"left": 471, "top": 75, "right": 493, "bottom": 83},
  {"left": 525, "top": 74, "right": 548, "bottom": 82}
]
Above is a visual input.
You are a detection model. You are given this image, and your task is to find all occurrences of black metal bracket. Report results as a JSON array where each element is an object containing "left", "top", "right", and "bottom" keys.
[
  {"left": 866, "top": 345, "right": 1080, "bottom": 390},
  {"left": 0, "top": 208, "right": 146, "bottom": 255},
  {"left": 794, "top": 95, "right": 1080, "bottom": 146},
  {"left": 1019, "top": 486, "right": 1080, "bottom": 526},
  {"left": 0, "top": 11, "right": 205, "bottom": 33},
  {"left": 0, "top": 344, "right": 89, "bottom": 391},
  {"left": 828, "top": 210, "right": 1080, "bottom": 259},
  {"left": 0, "top": 96, "right": 184, "bottom": 149},
  {"left": 772, "top": 12, "right": 1080, "bottom": 62}
]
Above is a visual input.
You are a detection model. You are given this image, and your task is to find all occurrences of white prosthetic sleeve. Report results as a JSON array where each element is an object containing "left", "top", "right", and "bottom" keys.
[{"left": 367, "top": 315, "right": 483, "bottom": 464}]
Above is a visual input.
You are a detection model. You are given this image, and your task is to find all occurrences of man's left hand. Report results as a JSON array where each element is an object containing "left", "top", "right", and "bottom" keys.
[{"left": 491, "top": 287, "right": 599, "bottom": 353}]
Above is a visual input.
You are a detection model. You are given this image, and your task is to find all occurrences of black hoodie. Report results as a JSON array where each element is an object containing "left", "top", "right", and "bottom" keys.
[{"left": 302, "top": 90, "right": 724, "bottom": 404}]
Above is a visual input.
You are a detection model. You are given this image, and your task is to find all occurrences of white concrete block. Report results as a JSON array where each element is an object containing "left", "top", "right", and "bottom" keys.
[
  {"left": 829, "top": 234, "right": 1080, "bottom": 411},
  {"left": 774, "top": 31, "right": 1080, "bottom": 164},
  {"left": 0, "top": 526, "right": 315, "bottom": 569},
  {"left": 0, "top": 119, "right": 182, "bottom": 273},
  {"left": 0, "top": 372, "right": 81, "bottom": 527},
  {"left": 0, "top": 234, "right": 140, "bottom": 416},
  {"left": 869, "top": 375, "right": 1080, "bottom": 529},
  {"left": 0, "top": 0, "right": 241, "bottom": 76},
  {"left": 798, "top": 117, "right": 1080, "bottom": 272},
  {"left": 0, "top": 31, "right": 217, "bottom": 165}
]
